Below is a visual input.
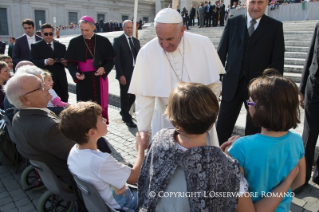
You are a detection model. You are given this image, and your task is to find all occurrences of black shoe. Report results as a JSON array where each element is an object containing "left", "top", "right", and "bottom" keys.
[
  {"left": 125, "top": 120, "right": 137, "bottom": 128},
  {"left": 292, "top": 182, "right": 308, "bottom": 195}
]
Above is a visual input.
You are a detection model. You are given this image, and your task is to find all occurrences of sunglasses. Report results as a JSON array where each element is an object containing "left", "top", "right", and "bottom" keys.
[
  {"left": 246, "top": 100, "right": 255, "bottom": 106},
  {"left": 43, "top": 32, "right": 54, "bottom": 36}
]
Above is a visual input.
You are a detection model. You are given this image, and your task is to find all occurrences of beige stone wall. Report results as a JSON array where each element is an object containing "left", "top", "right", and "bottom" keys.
[{"left": 0, "top": 0, "right": 155, "bottom": 42}]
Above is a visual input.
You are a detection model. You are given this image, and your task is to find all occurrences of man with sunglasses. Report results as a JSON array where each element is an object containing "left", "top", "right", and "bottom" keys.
[{"left": 30, "top": 23, "right": 68, "bottom": 102}]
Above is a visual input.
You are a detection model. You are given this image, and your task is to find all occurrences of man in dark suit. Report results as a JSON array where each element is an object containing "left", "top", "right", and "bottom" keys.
[
  {"left": 113, "top": 20, "right": 140, "bottom": 128},
  {"left": 8, "top": 37, "right": 15, "bottom": 58},
  {"left": 31, "top": 23, "right": 68, "bottom": 102},
  {"left": 219, "top": 0, "right": 226, "bottom": 26},
  {"left": 139, "top": 18, "right": 143, "bottom": 29},
  {"left": 189, "top": 5, "right": 196, "bottom": 26},
  {"left": 12, "top": 19, "right": 42, "bottom": 66},
  {"left": 299, "top": 22, "right": 319, "bottom": 187},
  {"left": 0, "top": 38, "right": 6, "bottom": 54},
  {"left": 204, "top": 1, "right": 210, "bottom": 27},
  {"left": 4, "top": 70, "right": 74, "bottom": 178},
  {"left": 216, "top": 0, "right": 285, "bottom": 145},
  {"left": 99, "top": 17, "right": 104, "bottom": 32}
]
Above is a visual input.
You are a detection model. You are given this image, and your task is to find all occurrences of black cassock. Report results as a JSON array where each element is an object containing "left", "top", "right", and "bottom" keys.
[{"left": 65, "top": 34, "right": 116, "bottom": 124}]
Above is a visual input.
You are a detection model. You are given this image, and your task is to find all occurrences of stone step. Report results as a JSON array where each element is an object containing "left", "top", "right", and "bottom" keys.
[
  {"left": 284, "top": 64, "right": 304, "bottom": 73},
  {"left": 286, "top": 46, "right": 309, "bottom": 53},
  {"left": 285, "top": 58, "right": 305, "bottom": 66},
  {"left": 285, "top": 41, "right": 311, "bottom": 46},
  {"left": 284, "top": 72, "right": 302, "bottom": 83},
  {"left": 285, "top": 52, "right": 308, "bottom": 59}
]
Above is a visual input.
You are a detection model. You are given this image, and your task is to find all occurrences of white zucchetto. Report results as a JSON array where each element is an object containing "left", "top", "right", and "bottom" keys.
[{"left": 154, "top": 8, "right": 183, "bottom": 23}]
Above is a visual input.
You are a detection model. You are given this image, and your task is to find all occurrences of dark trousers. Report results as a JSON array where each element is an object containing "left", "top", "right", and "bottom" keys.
[
  {"left": 120, "top": 81, "right": 136, "bottom": 122},
  {"left": 189, "top": 17, "right": 195, "bottom": 26},
  {"left": 302, "top": 75, "right": 319, "bottom": 184},
  {"left": 220, "top": 13, "right": 225, "bottom": 26},
  {"left": 216, "top": 78, "right": 261, "bottom": 145},
  {"left": 204, "top": 13, "right": 211, "bottom": 26},
  {"left": 53, "top": 74, "right": 69, "bottom": 102},
  {"left": 183, "top": 18, "right": 189, "bottom": 30}
]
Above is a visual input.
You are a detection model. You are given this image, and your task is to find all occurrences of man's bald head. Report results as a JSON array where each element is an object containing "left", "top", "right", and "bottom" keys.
[
  {"left": 4, "top": 72, "right": 51, "bottom": 109},
  {"left": 15, "top": 60, "right": 34, "bottom": 70}
]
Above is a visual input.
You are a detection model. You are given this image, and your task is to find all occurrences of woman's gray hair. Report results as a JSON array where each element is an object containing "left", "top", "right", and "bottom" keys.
[
  {"left": 3, "top": 73, "right": 28, "bottom": 109},
  {"left": 78, "top": 20, "right": 95, "bottom": 27},
  {"left": 16, "top": 65, "right": 43, "bottom": 76}
]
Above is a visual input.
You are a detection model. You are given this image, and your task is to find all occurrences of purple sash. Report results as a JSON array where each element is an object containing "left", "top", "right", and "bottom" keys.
[{"left": 78, "top": 59, "right": 109, "bottom": 123}]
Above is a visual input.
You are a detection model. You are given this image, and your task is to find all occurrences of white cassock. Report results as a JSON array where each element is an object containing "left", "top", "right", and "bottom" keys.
[{"left": 128, "top": 32, "right": 225, "bottom": 146}]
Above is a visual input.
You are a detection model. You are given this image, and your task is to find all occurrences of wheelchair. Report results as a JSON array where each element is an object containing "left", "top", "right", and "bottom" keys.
[{"left": 30, "top": 160, "right": 76, "bottom": 212}]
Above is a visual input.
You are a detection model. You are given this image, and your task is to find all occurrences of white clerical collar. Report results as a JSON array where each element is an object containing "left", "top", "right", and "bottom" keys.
[
  {"left": 246, "top": 12, "right": 261, "bottom": 29},
  {"left": 26, "top": 34, "right": 35, "bottom": 39}
]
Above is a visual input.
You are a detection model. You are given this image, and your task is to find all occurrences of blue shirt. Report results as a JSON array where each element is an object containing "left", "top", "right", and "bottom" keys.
[{"left": 228, "top": 131, "right": 304, "bottom": 212}]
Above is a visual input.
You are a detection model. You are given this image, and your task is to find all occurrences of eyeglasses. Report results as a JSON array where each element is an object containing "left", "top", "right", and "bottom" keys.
[
  {"left": 43, "top": 32, "right": 54, "bottom": 36},
  {"left": 23, "top": 83, "right": 45, "bottom": 96},
  {"left": 246, "top": 100, "right": 255, "bottom": 106}
]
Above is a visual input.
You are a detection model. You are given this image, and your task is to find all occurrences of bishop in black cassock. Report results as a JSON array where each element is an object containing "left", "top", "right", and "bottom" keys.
[{"left": 65, "top": 16, "right": 116, "bottom": 124}]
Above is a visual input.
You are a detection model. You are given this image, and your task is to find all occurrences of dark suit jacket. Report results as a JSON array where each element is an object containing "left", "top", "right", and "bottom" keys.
[
  {"left": 8, "top": 44, "right": 14, "bottom": 58},
  {"left": 220, "top": 4, "right": 226, "bottom": 15},
  {"left": 12, "top": 109, "right": 75, "bottom": 177},
  {"left": 0, "top": 41, "right": 6, "bottom": 54},
  {"left": 190, "top": 8, "right": 196, "bottom": 18},
  {"left": 113, "top": 34, "right": 140, "bottom": 80},
  {"left": 218, "top": 14, "right": 285, "bottom": 101},
  {"left": 299, "top": 22, "right": 319, "bottom": 95},
  {"left": 12, "top": 34, "right": 42, "bottom": 65},
  {"left": 30, "top": 40, "right": 67, "bottom": 83}
]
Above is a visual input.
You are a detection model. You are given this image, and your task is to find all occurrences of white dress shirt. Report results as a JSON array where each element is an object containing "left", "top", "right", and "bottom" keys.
[
  {"left": 44, "top": 42, "right": 54, "bottom": 65},
  {"left": 124, "top": 33, "right": 136, "bottom": 66},
  {"left": 26, "top": 34, "right": 36, "bottom": 49},
  {"left": 246, "top": 12, "right": 262, "bottom": 30}
]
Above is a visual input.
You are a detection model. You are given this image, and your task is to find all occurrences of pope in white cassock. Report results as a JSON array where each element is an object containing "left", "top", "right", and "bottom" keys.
[{"left": 128, "top": 8, "right": 225, "bottom": 146}]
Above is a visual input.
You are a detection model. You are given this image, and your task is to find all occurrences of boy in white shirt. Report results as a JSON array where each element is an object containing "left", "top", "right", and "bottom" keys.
[{"left": 59, "top": 101, "right": 148, "bottom": 211}]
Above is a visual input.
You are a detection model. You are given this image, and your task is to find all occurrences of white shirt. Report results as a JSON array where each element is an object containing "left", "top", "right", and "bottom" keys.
[
  {"left": 124, "top": 33, "right": 136, "bottom": 66},
  {"left": 68, "top": 145, "right": 132, "bottom": 210},
  {"left": 44, "top": 42, "right": 54, "bottom": 65},
  {"left": 246, "top": 12, "right": 262, "bottom": 30},
  {"left": 26, "top": 34, "right": 36, "bottom": 49}
]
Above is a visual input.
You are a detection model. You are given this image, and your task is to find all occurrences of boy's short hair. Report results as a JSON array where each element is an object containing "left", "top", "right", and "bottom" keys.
[
  {"left": 249, "top": 74, "right": 300, "bottom": 131},
  {"left": 165, "top": 82, "right": 219, "bottom": 134},
  {"left": 59, "top": 101, "right": 102, "bottom": 145},
  {"left": 22, "top": 19, "right": 34, "bottom": 27}
]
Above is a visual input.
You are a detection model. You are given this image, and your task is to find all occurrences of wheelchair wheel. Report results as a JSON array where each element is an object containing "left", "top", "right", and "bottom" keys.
[
  {"left": 21, "top": 165, "right": 45, "bottom": 191},
  {"left": 37, "top": 190, "right": 75, "bottom": 212}
]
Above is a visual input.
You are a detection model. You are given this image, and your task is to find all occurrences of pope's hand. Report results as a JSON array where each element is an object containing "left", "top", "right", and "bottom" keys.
[
  {"left": 119, "top": 76, "right": 126, "bottom": 85},
  {"left": 137, "top": 131, "right": 149, "bottom": 150},
  {"left": 75, "top": 72, "right": 85, "bottom": 80}
]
